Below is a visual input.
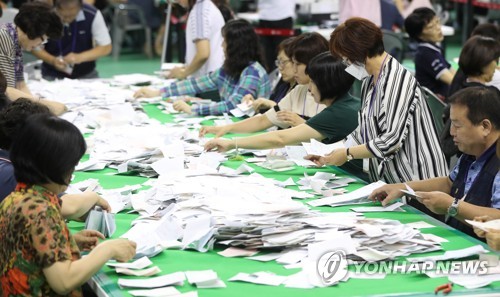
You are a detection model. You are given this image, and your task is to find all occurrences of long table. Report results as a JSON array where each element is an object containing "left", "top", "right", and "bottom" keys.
[{"left": 69, "top": 104, "right": 500, "bottom": 297}]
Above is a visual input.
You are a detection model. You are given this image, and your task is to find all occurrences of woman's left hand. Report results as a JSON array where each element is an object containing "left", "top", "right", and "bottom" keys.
[
  {"left": 168, "top": 67, "right": 187, "bottom": 79},
  {"left": 173, "top": 101, "right": 192, "bottom": 114},
  {"left": 74, "top": 230, "right": 105, "bottom": 251},
  {"left": 277, "top": 111, "right": 305, "bottom": 127}
]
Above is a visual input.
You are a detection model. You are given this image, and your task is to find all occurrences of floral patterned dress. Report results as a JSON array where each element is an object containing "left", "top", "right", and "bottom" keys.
[{"left": 0, "top": 183, "right": 82, "bottom": 297}]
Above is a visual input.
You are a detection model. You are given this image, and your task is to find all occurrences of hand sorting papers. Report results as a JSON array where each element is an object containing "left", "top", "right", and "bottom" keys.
[{"left": 85, "top": 208, "right": 116, "bottom": 237}]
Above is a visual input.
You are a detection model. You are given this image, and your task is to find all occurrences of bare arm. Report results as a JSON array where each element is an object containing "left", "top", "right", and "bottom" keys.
[
  {"left": 199, "top": 114, "right": 275, "bottom": 137},
  {"left": 173, "top": 39, "right": 210, "bottom": 79},
  {"left": 232, "top": 123, "right": 324, "bottom": 150},
  {"left": 6, "top": 87, "right": 68, "bottom": 116},
  {"left": 43, "top": 239, "right": 136, "bottom": 295},
  {"left": 438, "top": 68, "right": 456, "bottom": 85},
  {"left": 61, "top": 192, "right": 111, "bottom": 221}
]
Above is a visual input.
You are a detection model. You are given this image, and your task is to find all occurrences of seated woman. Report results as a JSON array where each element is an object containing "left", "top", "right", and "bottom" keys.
[
  {"left": 0, "top": 98, "right": 110, "bottom": 222},
  {"left": 242, "top": 37, "right": 297, "bottom": 113},
  {"left": 405, "top": 8, "right": 455, "bottom": 99},
  {"left": 0, "top": 114, "right": 136, "bottom": 295},
  {"left": 199, "top": 32, "right": 329, "bottom": 137},
  {"left": 203, "top": 52, "right": 360, "bottom": 153},
  {"left": 134, "top": 19, "right": 270, "bottom": 116}
]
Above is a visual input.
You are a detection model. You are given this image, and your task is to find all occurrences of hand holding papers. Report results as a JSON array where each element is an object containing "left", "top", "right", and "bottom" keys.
[{"left": 85, "top": 208, "right": 116, "bottom": 237}]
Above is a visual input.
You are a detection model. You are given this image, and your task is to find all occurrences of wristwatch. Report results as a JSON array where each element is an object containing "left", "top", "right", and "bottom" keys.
[
  {"left": 346, "top": 148, "right": 354, "bottom": 162},
  {"left": 447, "top": 198, "right": 460, "bottom": 217}
]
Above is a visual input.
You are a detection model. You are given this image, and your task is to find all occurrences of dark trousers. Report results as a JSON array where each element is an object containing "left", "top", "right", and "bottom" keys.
[{"left": 258, "top": 17, "right": 293, "bottom": 72}]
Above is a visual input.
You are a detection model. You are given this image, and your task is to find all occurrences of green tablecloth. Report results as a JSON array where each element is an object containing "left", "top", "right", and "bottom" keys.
[{"left": 69, "top": 104, "right": 499, "bottom": 297}]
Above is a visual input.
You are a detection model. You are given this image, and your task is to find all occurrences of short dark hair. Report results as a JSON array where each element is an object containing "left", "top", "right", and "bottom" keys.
[
  {"left": 222, "top": 19, "right": 265, "bottom": 78},
  {"left": 10, "top": 114, "right": 86, "bottom": 186},
  {"left": 330, "top": 17, "right": 384, "bottom": 64},
  {"left": 471, "top": 23, "right": 500, "bottom": 41},
  {"left": 0, "top": 98, "right": 51, "bottom": 150},
  {"left": 288, "top": 32, "right": 329, "bottom": 65},
  {"left": 306, "top": 52, "right": 355, "bottom": 101},
  {"left": 277, "top": 36, "right": 296, "bottom": 56},
  {"left": 459, "top": 36, "right": 500, "bottom": 77},
  {"left": 404, "top": 7, "right": 436, "bottom": 41},
  {"left": 448, "top": 86, "right": 500, "bottom": 129},
  {"left": 14, "top": 2, "right": 63, "bottom": 40}
]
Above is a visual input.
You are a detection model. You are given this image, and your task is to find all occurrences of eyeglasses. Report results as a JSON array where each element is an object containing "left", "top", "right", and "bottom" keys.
[{"left": 275, "top": 59, "right": 291, "bottom": 68}]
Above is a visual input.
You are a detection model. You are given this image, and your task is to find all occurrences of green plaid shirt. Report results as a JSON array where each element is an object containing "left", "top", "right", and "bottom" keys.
[{"left": 160, "top": 62, "right": 270, "bottom": 116}]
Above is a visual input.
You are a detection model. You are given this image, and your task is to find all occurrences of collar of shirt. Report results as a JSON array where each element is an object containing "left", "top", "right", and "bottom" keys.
[
  {"left": 474, "top": 142, "right": 497, "bottom": 163},
  {"left": 0, "top": 149, "right": 10, "bottom": 160},
  {"left": 15, "top": 182, "right": 62, "bottom": 208},
  {"left": 418, "top": 42, "right": 443, "bottom": 53}
]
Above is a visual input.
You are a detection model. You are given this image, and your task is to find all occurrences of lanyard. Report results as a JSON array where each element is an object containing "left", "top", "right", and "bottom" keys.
[
  {"left": 362, "top": 54, "right": 389, "bottom": 143},
  {"left": 58, "top": 22, "right": 77, "bottom": 56},
  {"left": 302, "top": 90, "right": 320, "bottom": 117}
]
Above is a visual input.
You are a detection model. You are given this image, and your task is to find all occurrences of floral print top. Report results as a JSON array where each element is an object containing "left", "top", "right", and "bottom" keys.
[{"left": 0, "top": 183, "right": 82, "bottom": 297}]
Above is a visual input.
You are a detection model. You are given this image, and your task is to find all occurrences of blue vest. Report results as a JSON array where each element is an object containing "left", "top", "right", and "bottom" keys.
[
  {"left": 448, "top": 145, "right": 499, "bottom": 239},
  {"left": 42, "top": 4, "right": 97, "bottom": 79}
]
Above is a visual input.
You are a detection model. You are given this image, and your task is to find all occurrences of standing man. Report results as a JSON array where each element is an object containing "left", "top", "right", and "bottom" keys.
[{"left": 32, "top": 0, "right": 111, "bottom": 80}]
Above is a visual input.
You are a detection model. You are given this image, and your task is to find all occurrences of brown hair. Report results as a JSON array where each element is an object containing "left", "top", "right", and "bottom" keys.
[
  {"left": 277, "top": 36, "right": 296, "bottom": 56},
  {"left": 330, "top": 17, "right": 384, "bottom": 64},
  {"left": 459, "top": 36, "right": 500, "bottom": 77},
  {"left": 286, "top": 32, "right": 329, "bottom": 65}
]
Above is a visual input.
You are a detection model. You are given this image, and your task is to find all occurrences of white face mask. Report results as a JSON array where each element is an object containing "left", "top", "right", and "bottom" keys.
[{"left": 345, "top": 63, "right": 370, "bottom": 81}]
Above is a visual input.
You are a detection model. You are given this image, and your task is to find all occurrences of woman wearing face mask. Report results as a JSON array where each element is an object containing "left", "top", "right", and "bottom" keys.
[
  {"left": 199, "top": 32, "right": 327, "bottom": 137},
  {"left": 306, "top": 18, "right": 448, "bottom": 186}
]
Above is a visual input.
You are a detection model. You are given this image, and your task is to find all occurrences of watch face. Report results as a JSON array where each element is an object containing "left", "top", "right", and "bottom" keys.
[{"left": 448, "top": 206, "right": 458, "bottom": 217}]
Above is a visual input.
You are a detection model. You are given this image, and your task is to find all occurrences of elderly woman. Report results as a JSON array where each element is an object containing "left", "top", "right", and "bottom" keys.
[
  {"left": 0, "top": 114, "right": 136, "bottom": 295},
  {"left": 306, "top": 17, "right": 448, "bottom": 184}
]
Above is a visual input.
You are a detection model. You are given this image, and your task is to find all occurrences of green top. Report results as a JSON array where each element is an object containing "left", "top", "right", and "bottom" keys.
[{"left": 305, "top": 92, "right": 360, "bottom": 144}]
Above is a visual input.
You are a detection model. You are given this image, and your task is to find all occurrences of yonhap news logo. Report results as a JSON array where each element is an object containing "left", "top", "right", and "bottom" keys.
[
  {"left": 317, "top": 250, "right": 349, "bottom": 285},
  {"left": 316, "top": 249, "right": 493, "bottom": 285}
]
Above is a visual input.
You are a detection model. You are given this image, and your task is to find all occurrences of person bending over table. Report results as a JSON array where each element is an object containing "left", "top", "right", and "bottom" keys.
[
  {"left": 204, "top": 52, "right": 359, "bottom": 151},
  {"left": 370, "top": 87, "right": 500, "bottom": 239},
  {"left": 242, "top": 36, "right": 297, "bottom": 113},
  {"left": 32, "top": 0, "right": 112, "bottom": 80},
  {"left": 134, "top": 19, "right": 270, "bottom": 116},
  {"left": 0, "top": 2, "right": 67, "bottom": 115},
  {"left": 204, "top": 52, "right": 367, "bottom": 178},
  {"left": 306, "top": 17, "right": 448, "bottom": 184},
  {"left": 199, "top": 32, "right": 328, "bottom": 137},
  {"left": 0, "top": 114, "right": 136, "bottom": 296},
  {"left": 0, "top": 99, "right": 111, "bottom": 222}
]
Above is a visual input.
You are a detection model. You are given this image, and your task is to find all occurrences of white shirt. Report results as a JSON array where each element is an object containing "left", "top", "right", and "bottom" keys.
[
  {"left": 185, "top": 0, "right": 225, "bottom": 78},
  {"left": 487, "top": 69, "right": 500, "bottom": 91},
  {"left": 76, "top": 7, "right": 111, "bottom": 46},
  {"left": 258, "top": 0, "right": 295, "bottom": 21}
]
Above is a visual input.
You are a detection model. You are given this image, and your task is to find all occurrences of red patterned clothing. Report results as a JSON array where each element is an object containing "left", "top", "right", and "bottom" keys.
[{"left": 0, "top": 183, "right": 81, "bottom": 297}]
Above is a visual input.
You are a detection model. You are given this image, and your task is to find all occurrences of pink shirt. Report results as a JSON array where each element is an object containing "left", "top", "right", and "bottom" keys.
[{"left": 339, "top": 0, "right": 382, "bottom": 27}]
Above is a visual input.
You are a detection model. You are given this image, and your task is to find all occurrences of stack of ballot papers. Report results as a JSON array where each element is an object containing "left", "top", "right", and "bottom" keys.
[{"left": 85, "top": 208, "right": 116, "bottom": 237}]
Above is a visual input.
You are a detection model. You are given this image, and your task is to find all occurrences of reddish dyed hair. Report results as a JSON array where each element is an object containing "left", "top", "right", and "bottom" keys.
[{"left": 330, "top": 17, "right": 384, "bottom": 64}]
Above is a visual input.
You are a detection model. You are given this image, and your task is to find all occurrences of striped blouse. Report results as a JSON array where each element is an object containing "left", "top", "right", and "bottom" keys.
[
  {"left": 0, "top": 23, "right": 24, "bottom": 88},
  {"left": 347, "top": 56, "right": 448, "bottom": 183}
]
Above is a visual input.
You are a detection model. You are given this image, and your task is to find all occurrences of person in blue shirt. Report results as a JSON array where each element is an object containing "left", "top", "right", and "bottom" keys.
[
  {"left": 405, "top": 7, "right": 455, "bottom": 99},
  {"left": 371, "top": 86, "right": 500, "bottom": 239}
]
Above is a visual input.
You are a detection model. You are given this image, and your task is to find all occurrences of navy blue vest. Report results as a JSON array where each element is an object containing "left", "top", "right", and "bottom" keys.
[
  {"left": 448, "top": 144, "right": 499, "bottom": 238},
  {"left": 42, "top": 4, "right": 97, "bottom": 79}
]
